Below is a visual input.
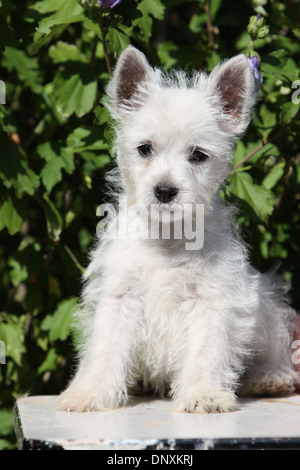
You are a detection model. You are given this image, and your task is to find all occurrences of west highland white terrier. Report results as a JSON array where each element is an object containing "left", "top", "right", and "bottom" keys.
[{"left": 58, "top": 46, "right": 299, "bottom": 413}]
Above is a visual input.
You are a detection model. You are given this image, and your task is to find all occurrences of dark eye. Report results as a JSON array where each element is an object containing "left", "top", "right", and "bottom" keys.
[
  {"left": 138, "top": 143, "right": 152, "bottom": 157},
  {"left": 189, "top": 148, "right": 209, "bottom": 164}
]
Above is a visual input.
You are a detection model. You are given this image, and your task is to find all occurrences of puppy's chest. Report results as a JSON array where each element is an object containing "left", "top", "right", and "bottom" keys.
[
  {"left": 134, "top": 249, "right": 200, "bottom": 321},
  {"left": 131, "top": 252, "right": 199, "bottom": 372}
]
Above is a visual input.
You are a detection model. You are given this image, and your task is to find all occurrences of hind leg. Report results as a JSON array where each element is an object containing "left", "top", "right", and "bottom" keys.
[
  {"left": 241, "top": 278, "right": 300, "bottom": 397},
  {"left": 240, "top": 365, "right": 297, "bottom": 397}
]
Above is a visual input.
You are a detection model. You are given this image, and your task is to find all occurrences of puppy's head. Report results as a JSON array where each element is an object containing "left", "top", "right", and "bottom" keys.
[{"left": 107, "top": 46, "right": 258, "bottom": 215}]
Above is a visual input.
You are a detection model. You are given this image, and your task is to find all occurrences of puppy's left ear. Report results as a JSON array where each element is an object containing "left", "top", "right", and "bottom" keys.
[{"left": 208, "top": 55, "right": 258, "bottom": 135}]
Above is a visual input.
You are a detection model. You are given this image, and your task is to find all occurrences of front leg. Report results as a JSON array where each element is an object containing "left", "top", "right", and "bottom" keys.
[
  {"left": 172, "top": 302, "right": 247, "bottom": 414},
  {"left": 57, "top": 292, "right": 142, "bottom": 412}
]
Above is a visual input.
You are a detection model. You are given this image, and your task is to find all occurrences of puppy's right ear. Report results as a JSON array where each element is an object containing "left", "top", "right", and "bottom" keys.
[
  {"left": 208, "top": 55, "right": 258, "bottom": 136},
  {"left": 107, "top": 46, "right": 157, "bottom": 115}
]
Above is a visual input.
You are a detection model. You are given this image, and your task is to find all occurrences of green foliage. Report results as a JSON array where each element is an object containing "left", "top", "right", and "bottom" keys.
[{"left": 0, "top": 0, "right": 300, "bottom": 448}]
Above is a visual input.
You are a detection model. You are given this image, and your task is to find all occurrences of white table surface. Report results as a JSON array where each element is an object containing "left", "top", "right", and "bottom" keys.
[{"left": 15, "top": 394, "right": 300, "bottom": 450}]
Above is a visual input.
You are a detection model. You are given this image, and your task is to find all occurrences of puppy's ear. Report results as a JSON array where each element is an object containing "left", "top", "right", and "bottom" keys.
[
  {"left": 107, "top": 46, "right": 157, "bottom": 114},
  {"left": 208, "top": 55, "right": 257, "bottom": 135}
]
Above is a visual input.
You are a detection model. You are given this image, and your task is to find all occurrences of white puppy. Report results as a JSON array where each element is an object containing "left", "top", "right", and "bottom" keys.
[{"left": 58, "top": 47, "right": 299, "bottom": 413}]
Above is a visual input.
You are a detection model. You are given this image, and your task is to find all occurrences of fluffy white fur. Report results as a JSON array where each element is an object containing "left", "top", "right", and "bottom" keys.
[{"left": 58, "top": 47, "right": 299, "bottom": 414}]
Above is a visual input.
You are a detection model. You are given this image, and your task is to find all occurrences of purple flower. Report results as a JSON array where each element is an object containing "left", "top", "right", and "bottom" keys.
[
  {"left": 98, "top": 0, "right": 122, "bottom": 7},
  {"left": 247, "top": 56, "right": 263, "bottom": 91}
]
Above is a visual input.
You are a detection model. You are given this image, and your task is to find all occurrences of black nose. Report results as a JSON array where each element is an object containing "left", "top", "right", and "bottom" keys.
[{"left": 154, "top": 185, "right": 178, "bottom": 203}]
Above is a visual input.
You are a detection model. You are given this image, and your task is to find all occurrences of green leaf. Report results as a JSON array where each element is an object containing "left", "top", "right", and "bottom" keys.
[
  {"left": 232, "top": 140, "right": 280, "bottom": 169},
  {"left": 82, "top": 17, "right": 102, "bottom": 40},
  {"left": 81, "top": 152, "right": 110, "bottom": 167},
  {"left": 27, "top": 25, "right": 68, "bottom": 56},
  {"left": 37, "top": 141, "right": 75, "bottom": 178},
  {"left": 0, "top": 139, "right": 40, "bottom": 197},
  {"left": 259, "top": 227, "right": 273, "bottom": 259},
  {"left": 228, "top": 171, "right": 274, "bottom": 221},
  {"left": 27, "top": 0, "right": 84, "bottom": 55},
  {"left": 279, "top": 101, "right": 300, "bottom": 125},
  {"left": 7, "top": 240, "right": 42, "bottom": 286},
  {"left": 0, "top": 197, "right": 23, "bottom": 235},
  {"left": 107, "top": 28, "right": 130, "bottom": 58},
  {"left": 0, "top": 314, "right": 25, "bottom": 366},
  {"left": 18, "top": 169, "right": 40, "bottom": 196},
  {"left": 262, "top": 161, "right": 285, "bottom": 190},
  {"left": 67, "top": 126, "right": 108, "bottom": 152},
  {"left": 262, "top": 49, "right": 288, "bottom": 67},
  {"left": 43, "top": 195, "right": 63, "bottom": 242},
  {"left": 157, "top": 42, "right": 178, "bottom": 69},
  {"left": 2, "top": 47, "right": 42, "bottom": 93},
  {"left": 37, "top": 348, "right": 58, "bottom": 374},
  {"left": 93, "top": 105, "right": 110, "bottom": 126},
  {"left": 40, "top": 158, "right": 64, "bottom": 193},
  {"left": 232, "top": 140, "right": 259, "bottom": 168},
  {"left": 210, "top": 0, "right": 223, "bottom": 21},
  {"left": 28, "top": 0, "right": 83, "bottom": 21},
  {"left": 189, "top": 13, "right": 206, "bottom": 33},
  {"left": 254, "top": 104, "right": 277, "bottom": 140},
  {"left": 135, "top": 0, "right": 165, "bottom": 43},
  {"left": 261, "top": 52, "right": 299, "bottom": 82},
  {"left": 53, "top": 67, "right": 97, "bottom": 118},
  {"left": 41, "top": 297, "right": 78, "bottom": 342},
  {"left": 7, "top": 258, "right": 28, "bottom": 287},
  {"left": 61, "top": 147, "right": 75, "bottom": 174},
  {"left": 35, "top": 14, "right": 85, "bottom": 36},
  {"left": 49, "top": 41, "right": 87, "bottom": 63},
  {"left": 0, "top": 410, "right": 13, "bottom": 438}
]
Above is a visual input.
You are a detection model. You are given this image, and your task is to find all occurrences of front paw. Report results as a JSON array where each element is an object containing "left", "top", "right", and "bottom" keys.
[
  {"left": 174, "top": 390, "right": 237, "bottom": 414},
  {"left": 56, "top": 384, "right": 126, "bottom": 412}
]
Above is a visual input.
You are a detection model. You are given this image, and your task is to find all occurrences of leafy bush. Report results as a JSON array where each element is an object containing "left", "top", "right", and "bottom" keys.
[{"left": 0, "top": 0, "right": 299, "bottom": 448}]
